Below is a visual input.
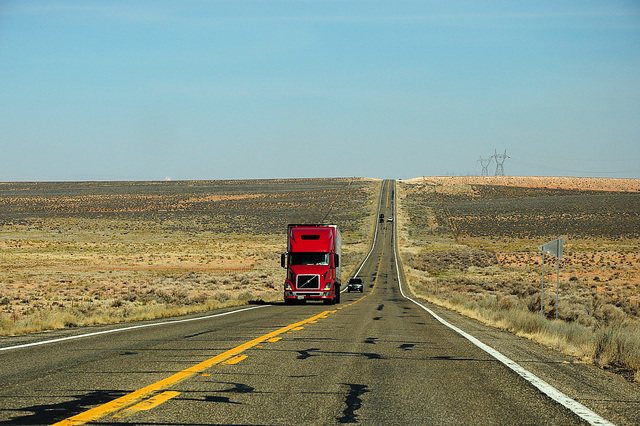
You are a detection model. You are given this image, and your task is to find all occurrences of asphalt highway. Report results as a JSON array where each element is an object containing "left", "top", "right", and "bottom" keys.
[{"left": 0, "top": 180, "right": 638, "bottom": 425}]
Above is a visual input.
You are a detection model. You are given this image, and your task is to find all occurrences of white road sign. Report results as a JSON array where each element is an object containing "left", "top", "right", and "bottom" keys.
[{"left": 539, "top": 237, "right": 564, "bottom": 259}]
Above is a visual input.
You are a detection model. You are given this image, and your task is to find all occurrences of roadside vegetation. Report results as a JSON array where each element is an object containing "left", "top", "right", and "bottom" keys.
[
  {"left": 397, "top": 177, "right": 640, "bottom": 383},
  {"left": 0, "top": 179, "right": 380, "bottom": 336}
]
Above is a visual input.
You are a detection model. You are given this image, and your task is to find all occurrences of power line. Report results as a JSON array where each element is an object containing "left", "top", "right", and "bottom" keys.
[
  {"left": 478, "top": 156, "right": 492, "bottom": 176},
  {"left": 492, "top": 149, "right": 509, "bottom": 176}
]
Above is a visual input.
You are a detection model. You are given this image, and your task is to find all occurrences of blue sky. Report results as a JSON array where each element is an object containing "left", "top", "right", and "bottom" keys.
[{"left": 1, "top": 1, "right": 639, "bottom": 181}]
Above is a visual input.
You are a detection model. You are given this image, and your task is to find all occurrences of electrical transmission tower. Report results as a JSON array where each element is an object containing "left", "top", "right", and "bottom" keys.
[
  {"left": 478, "top": 156, "right": 492, "bottom": 176},
  {"left": 492, "top": 149, "right": 510, "bottom": 176}
]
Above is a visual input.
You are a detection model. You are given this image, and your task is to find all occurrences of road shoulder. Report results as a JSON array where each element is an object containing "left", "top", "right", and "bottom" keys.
[{"left": 420, "top": 299, "right": 640, "bottom": 425}]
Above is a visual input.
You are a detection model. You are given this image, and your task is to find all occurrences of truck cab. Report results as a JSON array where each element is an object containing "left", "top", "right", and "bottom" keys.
[{"left": 281, "top": 224, "right": 341, "bottom": 304}]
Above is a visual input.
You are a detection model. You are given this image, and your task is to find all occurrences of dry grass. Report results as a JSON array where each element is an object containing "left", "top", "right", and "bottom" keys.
[
  {"left": 0, "top": 228, "right": 285, "bottom": 335},
  {"left": 0, "top": 179, "right": 380, "bottom": 336},
  {"left": 397, "top": 177, "right": 640, "bottom": 383}
]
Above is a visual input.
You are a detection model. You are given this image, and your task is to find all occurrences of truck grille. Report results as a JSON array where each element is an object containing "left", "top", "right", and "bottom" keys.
[{"left": 297, "top": 274, "right": 320, "bottom": 289}]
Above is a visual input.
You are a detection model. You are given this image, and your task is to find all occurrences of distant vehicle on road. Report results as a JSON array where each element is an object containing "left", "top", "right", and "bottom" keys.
[
  {"left": 347, "top": 277, "right": 363, "bottom": 293},
  {"left": 387, "top": 217, "right": 393, "bottom": 222},
  {"left": 379, "top": 214, "right": 385, "bottom": 223}
]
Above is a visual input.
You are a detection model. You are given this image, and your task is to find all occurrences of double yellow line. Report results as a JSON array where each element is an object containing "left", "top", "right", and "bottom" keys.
[{"left": 53, "top": 310, "right": 333, "bottom": 425}]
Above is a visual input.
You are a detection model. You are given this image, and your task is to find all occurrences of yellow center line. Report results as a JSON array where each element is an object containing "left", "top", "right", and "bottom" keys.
[
  {"left": 113, "top": 391, "right": 180, "bottom": 418},
  {"left": 351, "top": 219, "right": 386, "bottom": 302},
  {"left": 225, "top": 355, "right": 247, "bottom": 365},
  {"left": 372, "top": 228, "right": 386, "bottom": 290},
  {"left": 53, "top": 310, "right": 332, "bottom": 426},
  {"left": 385, "top": 180, "right": 390, "bottom": 208},
  {"left": 341, "top": 180, "right": 388, "bottom": 306}
]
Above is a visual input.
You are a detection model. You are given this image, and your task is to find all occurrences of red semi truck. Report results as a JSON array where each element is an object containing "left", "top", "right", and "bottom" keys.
[{"left": 281, "top": 224, "right": 341, "bottom": 304}]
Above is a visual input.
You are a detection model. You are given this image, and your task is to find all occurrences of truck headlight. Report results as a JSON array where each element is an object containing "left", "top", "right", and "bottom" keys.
[
  {"left": 284, "top": 281, "right": 292, "bottom": 291},
  {"left": 323, "top": 283, "right": 332, "bottom": 290}
]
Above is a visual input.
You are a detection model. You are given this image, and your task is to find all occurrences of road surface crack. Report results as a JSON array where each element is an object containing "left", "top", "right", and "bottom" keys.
[{"left": 338, "top": 383, "right": 369, "bottom": 423}]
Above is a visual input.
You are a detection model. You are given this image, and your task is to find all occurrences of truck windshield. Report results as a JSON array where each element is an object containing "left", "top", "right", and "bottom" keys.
[{"left": 289, "top": 253, "right": 330, "bottom": 266}]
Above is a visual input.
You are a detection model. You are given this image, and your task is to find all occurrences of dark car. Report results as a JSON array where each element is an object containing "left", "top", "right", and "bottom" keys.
[
  {"left": 379, "top": 214, "right": 384, "bottom": 223},
  {"left": 347, "top": 277, "right": 364, "bottom": 293}
]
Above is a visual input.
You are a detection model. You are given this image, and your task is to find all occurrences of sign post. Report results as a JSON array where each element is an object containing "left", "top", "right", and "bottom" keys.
[
  {"left": 538, "top": 238, "right": 564, "bottom": 319},
  {"left": 540, "top": 251, "right": 545, "bottom": 316}
]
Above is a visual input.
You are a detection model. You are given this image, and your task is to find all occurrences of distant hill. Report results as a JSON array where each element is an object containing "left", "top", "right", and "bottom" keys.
[{"left": 403, "top": 176, "right": 640, "bottom": 192}]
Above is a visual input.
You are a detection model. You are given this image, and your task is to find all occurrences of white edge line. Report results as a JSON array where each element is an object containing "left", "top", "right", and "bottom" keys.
[
  {"left": 390, "top": 182, "right": 614, "bottom": 426},
  {"left": 342, "top": 179, "right": 385, "bottom": 293},
  {"left": 0, "top": 305, "right": 268, "bottom": 352}
]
